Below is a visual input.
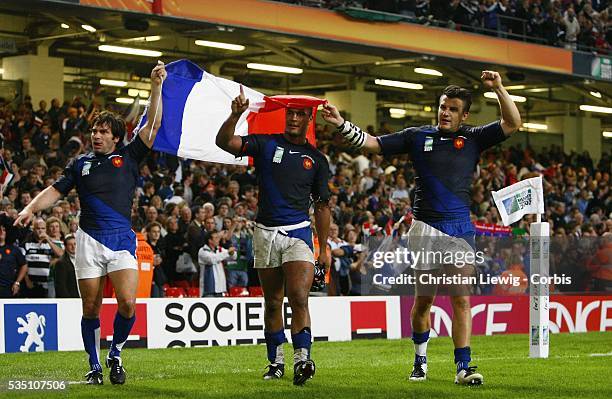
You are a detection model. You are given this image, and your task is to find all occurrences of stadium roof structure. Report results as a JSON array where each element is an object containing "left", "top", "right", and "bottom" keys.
[{"left": 1, "top": 0, "right": 612, "bottom": 130}]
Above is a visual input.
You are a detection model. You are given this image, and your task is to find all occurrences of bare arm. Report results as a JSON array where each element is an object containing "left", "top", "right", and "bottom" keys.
[
  {"left": 12, "top": 264, "right": 28, "bottom": 296},
  {"left": 321, "top": 104, "right": 381, "bottom": 153},
  {"left": 15, "top": 264, "right": 28, "bottom": 283},
  {"left": 138, "top": 61, "right": 167, "bottom": 148},
  {"left": 481, "top": 71, "right": 521, "bottom": 136},
  {"left": 14, "top": 186, "right": 63, "bottom": 227},
  {"left": 331, "top": 247, "right": 346, "bottom": 257},
  {"left": 216, "top": 85, "right": 248, "bottom": 156},
  {"left": 350, "top": 251, "right": 367, "bottom": 272},
  {"left": 46, "top": 239, "right": 64, "bottom": 258},
  {"left": 314, "top": 202, "right": 331, "bottom": 268}
]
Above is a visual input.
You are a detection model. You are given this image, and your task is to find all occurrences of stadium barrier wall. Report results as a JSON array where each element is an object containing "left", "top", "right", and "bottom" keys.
[{"left": 0, "top": 295, "right": 610, "bottom": 354}]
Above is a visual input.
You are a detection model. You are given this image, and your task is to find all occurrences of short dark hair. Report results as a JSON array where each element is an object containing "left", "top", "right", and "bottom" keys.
[
  {"left": 92, "top": 111, "right": 126, "bottom": 142},
  {"left": 207, "top": 229, "right": 220, "bottom": 242},
  {"left": 146, "top": 221, "right": 162, "bottom": 233},
  {"left": 442, "top": 85, "right": 472, "bottom": 113}
]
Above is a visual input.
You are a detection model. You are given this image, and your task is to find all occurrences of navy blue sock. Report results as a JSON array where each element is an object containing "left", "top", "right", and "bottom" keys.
[
  {"left": 454, "top": 346, "right": 471, "bottom": 372},
  {"left": 81, "top": 317, "right": 102, "bottom": 372},
  {"left": 415, "top": 355, "right": 427, "bottom": 365},
  {"left": 264, "top": 329, "right": 288, "bottom": 364},
  {"left": 292, "top": 327, "right": 312, "bottom": 361},
  {"left": 412, "top": 330, "right": 429, "bottom": 365},
  {"left": 109, "top": 312, "right": 135, "bottom": 359}
]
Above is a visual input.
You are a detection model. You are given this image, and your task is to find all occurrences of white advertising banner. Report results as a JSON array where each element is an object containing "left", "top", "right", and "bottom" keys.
[
  {"left": 145, "top": 296, "right": 402, "bottom": 348},
  {"left": 0, "top": 296, "right": 402, "bottom": 353}
]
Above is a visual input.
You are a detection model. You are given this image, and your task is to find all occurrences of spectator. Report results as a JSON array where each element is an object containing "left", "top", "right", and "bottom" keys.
[
  {"left": 198, "top": 230, "right": 235, "bottom": 297},
  {"left": 146, "top": 222, "right": 167, "bottom": 297},
  {"left": 214, "top": 202, "right": 230, "bottom": 231},
  {"left": 157, "top": 175, "right": 174, "bottom": 201},
  {"left": 391, "top": 176, "right": 410, "bottom": 201},
  {"left": 23, "top": 218, "right": 62, "bottom": 298},
  {"left": 139, "top": 182, "right": 156, "bottom": 208},
  {"left": 60, "top": 106, "right": 86, "bottom": 145},
  {"left": 46, "top": 217, "right": 65, "bottom": 254},
  {"left": 0, "top": 225, "right": 27, "bottom": 298},
  {"left": 166, "top": 185, "right": 185, "bottom": 206},
  {"left": 564, "top": 7, "right": 581, "bottom": 48},
  {"left": 187, "top": 206, "right": 207, "bottom": 263},
  {"left": 162, "top": 216, "right": 186, "bottom": 283},
  {"left": 178, "top": 205, "right": 192, "bottom": 236},
  {"left": 225, "top": 217, "right": 252, "bottom": 288},
  {"left": 54, "top": 234, "right": 79, "bottom": 298},
  {"left": 204, "top": 216, "right": 217, "bottom": 236},
  {"left": 587, "top": 233, "right": 612, "bottom": 291},
  {"left": 203, "top": 202, "right": 215, "bottom": 220},
  {"left": 47, "top": 98, "right": 61, "bottom": 132},
  {"left": 328, "top": 223, "right": 351, "bottom": 295}
]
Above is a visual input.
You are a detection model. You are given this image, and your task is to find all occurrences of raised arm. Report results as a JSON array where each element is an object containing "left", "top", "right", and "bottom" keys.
[
  {"left": 138, "top": 61, "right": 167, "bottom": 148},
  {"left": 216, "top": 85, "right": 248, "bottom": 156},
  {"left": 14, "top": 186, "right": 63, "bottom": 227},
  {"left": 481, "top": 70, "right": 521, "bottom": 136},
  {"left": 321, "top": 103, "right": 381, "bottom": 154}
]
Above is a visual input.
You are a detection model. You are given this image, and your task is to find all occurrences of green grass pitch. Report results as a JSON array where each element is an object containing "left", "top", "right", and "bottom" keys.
[{"left": 0, "top": 332, "right": 610, "bottom": 399}]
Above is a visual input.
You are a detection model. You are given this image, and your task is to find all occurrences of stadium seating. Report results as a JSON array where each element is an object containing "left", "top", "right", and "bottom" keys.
[
  {"left": 164, "top": 287, "right": 185, "bottom": 298},
  {"left": 248, "top": 286, "right": 264, "bottom": 297},
  {"left": 229, "top": 286, "right": 250, "bottom": 297}
]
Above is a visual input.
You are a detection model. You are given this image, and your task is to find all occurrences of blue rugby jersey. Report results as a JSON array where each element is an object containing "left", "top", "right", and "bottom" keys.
[
  {"left": 239, "top": 134, "right": 330, "bottom": 227},
  {"left": 378, "top": 121, "right": 506, "bottom": 224},
  {"left": 53, "top": 135, "right": 149, "bottom": 233}
]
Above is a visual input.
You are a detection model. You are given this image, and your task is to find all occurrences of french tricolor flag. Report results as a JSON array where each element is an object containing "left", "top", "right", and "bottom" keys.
[{"left": 136, "top": 59, "right": 325, "bottom": 165}]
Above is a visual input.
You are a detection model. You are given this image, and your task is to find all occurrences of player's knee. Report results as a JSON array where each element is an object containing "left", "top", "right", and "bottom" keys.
[
  {"left": 117, "top": 298, "right": 136, "bottom": 318},
  {"left": 287, "top": 293, "right": 309, "bottom": 312},
  {"left": 82, "top": 298, "right": 101, "bottom": 318},
  {"left": 451, "top": 296, "right": 470, "bottom": 313},
  {"left": 412, "top": 297, "right": 434, "bottom": 315},
  {"left": 264, "top": 298, "right": 283, "bottom": 315}
]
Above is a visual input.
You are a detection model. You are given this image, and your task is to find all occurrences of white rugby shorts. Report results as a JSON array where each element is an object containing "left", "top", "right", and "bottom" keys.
[
  {"left": 407, "top": 220, "right": 475, "bottom": 271},
  {"left": 75, "top": 228, "right": 138, "bottom": 279},
  {"left": 253, "top": 222, "right": 314, "bottom": 269}
]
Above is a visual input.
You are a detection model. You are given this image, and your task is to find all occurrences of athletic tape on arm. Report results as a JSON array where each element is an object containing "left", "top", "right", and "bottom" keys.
[{"left": 337, "top": 121, "right": 367, "bottom": 149}]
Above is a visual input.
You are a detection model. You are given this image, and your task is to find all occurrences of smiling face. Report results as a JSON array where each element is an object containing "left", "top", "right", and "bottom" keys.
[
  {"left": 91, "top": 122, "right": 119, "bottom": 155},
  {"left": 437, "top": 95, "right": 469, "bottom": 133},
  {"left": 285, "top": 107, "right": 312, "bottom": 137}
]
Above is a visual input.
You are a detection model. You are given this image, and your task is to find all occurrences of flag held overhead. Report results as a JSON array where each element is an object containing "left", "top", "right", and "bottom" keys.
[{"left": 135, "top": 59, "right": 325, "bottom": 165}]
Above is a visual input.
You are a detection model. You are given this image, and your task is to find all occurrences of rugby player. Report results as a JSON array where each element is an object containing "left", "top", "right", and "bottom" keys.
[
  {"left": 322, "top": 71, "right": 521, "bottom": 385},
  {"left": 216, "top": 87, "right": 331, "bottom": 385},
  {"left": 14, "top": 62, "right": 167, "bottom": 385}
]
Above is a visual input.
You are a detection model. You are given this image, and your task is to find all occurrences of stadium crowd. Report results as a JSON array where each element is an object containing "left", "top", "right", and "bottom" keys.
[
  {"left": 0, "top": 94, "right": 610, "bottom": 298},
  {"left": 277, "top": 0, "right": 612, "bottom": 52}
]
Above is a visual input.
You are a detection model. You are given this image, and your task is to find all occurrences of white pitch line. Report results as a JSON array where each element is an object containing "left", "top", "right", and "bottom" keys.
[{"left": 589, "top": 352, "right": 612, "bottom": 357}]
